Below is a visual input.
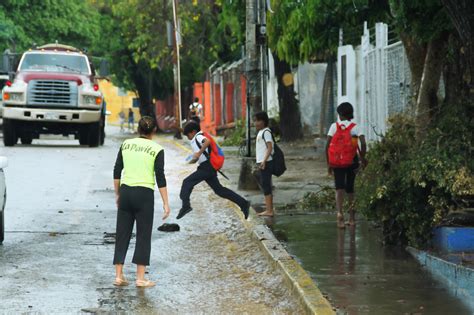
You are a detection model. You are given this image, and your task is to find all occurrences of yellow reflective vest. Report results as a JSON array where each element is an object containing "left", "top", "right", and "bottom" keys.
[{"left": 120, "top": 138, "right": 163, "bottom": 190}]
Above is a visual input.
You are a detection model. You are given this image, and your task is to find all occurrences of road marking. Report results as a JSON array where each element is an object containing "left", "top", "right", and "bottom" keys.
[{"left": 160, "top": 137, "right": 192, "bottom": 153}]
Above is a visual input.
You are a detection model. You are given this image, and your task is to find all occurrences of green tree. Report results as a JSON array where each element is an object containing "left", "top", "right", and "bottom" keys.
[
  {"left": 267, "top": 0, "right": 389, "bottom": 138},
  {"left": 0, "top": 0, "right": 101, "bottom": 53},
  {"left": 268, "top": 0, "right": 473, "bottom": 139},
  {"left": 91, "top": 0, "right": 174, "bottom": 117},
  {"left": 91, "top": 0, "right": 245, "bottom": 119}
]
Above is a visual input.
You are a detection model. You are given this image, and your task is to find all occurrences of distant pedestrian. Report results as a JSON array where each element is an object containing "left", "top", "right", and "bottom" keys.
[
  {"left": 188, "top": 97, "right": 203, "bottom": 124},
  {"left": 326, "top": 102, "right": 367, "bottom": 228},
  {"left": 128, "top": 108, "right": 135, "bottom": 131},
  {"left": 113, "top": 116, "right": 171, "bottom": 288},
  {"left": 254, "top": 111, "right": 275, "bottom": 217},
  {"left": 119, "top": 111, "right": 125, "bottom": 132},
  {"left": 176, "top": 121, "right": 250, "bottom": 220}
]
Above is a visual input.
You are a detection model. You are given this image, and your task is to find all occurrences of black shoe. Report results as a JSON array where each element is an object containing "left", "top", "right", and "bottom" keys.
[
  {"left": 157, "top": 223, "right": 180, "bottom": 232},
  {"left": 242, "top": 201, "right": 250, "bottom": 220},
  {"left": 176, "top": 207, "right": 193, "bottom": 220}
]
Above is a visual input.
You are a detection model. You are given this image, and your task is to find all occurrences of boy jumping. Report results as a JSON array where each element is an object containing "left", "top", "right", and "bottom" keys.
[
  {"left": 326, "top": 102, "right": 367, "bottom": 228},
  {"left": 177, "top": 122, "right": 250, "bottom": 220}
]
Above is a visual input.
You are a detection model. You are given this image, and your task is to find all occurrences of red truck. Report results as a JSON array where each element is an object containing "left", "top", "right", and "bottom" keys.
[{"left": 1, "top": 44, "right": 105, "bottom": 147}]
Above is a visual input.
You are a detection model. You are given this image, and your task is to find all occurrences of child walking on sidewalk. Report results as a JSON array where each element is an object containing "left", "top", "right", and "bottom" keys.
[
  {"left": 326, "top": 102, "right": 367, "bottom": 228},
  {"left": 176, "top": 122, "right": 250, "bottom": 220}
]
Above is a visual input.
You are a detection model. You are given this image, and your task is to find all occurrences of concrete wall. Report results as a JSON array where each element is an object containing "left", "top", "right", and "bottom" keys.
[
  {"left": 337, "top": 45, "right": 357, "bottom": 107},
  {"left": 199, "top": 52, "right": 329, "bottom": 137},
  {"left": 98, "top": 80, "right": 139, "bottom": 124},
  {"left": 267, "top": 51, "right": 328, "bottom": 136},
  {"left": 266, "top": 51, "right": 280, "bottom": 118},
  {"left": 296, "top": 62, "right": 327, "bottom": 136}
]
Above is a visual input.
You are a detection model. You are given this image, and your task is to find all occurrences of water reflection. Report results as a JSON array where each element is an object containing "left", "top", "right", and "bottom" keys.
[
  {"left": 336, "top": 228, "right": 356, "bottom": 276},
  {"left": 269, "top": 214, "right": 472, "bottom": 315}
]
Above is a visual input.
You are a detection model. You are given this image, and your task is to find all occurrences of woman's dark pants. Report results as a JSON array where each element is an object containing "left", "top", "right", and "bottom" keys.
[{"left": 113, "top": 185, "right": 154, "bottom": 266}]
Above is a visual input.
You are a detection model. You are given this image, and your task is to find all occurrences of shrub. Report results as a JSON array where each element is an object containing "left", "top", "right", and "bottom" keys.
[
  {"left": 221, "top": 119, "right": 246, "bottom": 146},
  {"left": 356, "top": 103, "right": 474, "bottom": 247}
]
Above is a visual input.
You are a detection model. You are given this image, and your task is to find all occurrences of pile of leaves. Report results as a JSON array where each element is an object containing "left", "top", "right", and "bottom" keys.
[
  {"left": 298, "top": 185, "right": 337, "bottom": 212},
  {"left": 356, "top": 103, "right": 474, "bottom": 247}
]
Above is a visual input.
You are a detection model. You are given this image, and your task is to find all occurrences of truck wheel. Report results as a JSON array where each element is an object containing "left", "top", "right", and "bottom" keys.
[
  {"left": 79, "top": 130, "right": 89, "bottom": 145},
  {"left": 0, "top": 173, "right": 5, "bottom": 244},
  {"left": 3, "top": 119, "right": 18, "bottom": 147},
  {"left": 88, "top": 122, "right": 101, "bottom": 147},
  {"left": 100, "top": 115, "right": 105, "bottom": 146},
  {"left": 21, "top": 136, "right": 33, "bottom": 145},
  {"left": 0, "top": 209, "right": 3, "bottom": 244}
]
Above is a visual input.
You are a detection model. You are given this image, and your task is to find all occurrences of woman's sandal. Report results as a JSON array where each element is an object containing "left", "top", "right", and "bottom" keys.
[
  {"left": 113, "top": 276, "right": 129, "bottom": 287},
  {"left": 337, "top": 213, "right": 346, "bottom": 229},
  {"left": 136, "top": 279, "right": 156, "bottom": 288}
]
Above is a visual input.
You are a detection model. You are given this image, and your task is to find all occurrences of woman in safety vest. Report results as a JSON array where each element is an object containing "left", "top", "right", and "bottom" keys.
[{"left": 113, "top": 116, "right": 171, "bottom": 288}]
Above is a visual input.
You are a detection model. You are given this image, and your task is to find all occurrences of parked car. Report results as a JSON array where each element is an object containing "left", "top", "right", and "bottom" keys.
[
  {"left": 0, "top": 73, "right": 9, "bottom": 118},
  {"left": 0, "top": 156, "right": 7, "bottom": 243}
]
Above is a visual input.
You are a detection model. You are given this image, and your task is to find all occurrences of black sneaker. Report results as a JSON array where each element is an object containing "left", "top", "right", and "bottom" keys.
[
  {"left": 176, "top": 207, "right": 193, "bottom": 220},
  {"left": 242, "top": 201, "right": 250, "bottom": 220}
]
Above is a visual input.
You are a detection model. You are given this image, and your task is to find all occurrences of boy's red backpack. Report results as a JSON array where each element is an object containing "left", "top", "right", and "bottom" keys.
[
  {"left": 328, "top": 122, "right": 358, "bottom": 168},
  {"left": 195, "top": 131, "right": 225, "bottom": 171}
]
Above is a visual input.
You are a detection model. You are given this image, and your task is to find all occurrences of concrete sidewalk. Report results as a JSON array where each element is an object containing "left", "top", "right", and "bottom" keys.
[
  {"left": 213, "top": 137, "right": 332, "bottom": 212},
  {"left": 152, "top": 137, "right": 305, "bottom": 313}
]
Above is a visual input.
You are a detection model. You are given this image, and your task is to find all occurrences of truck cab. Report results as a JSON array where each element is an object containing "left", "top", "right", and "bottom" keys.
[{"left": 1, "top": 44, "right": 105, "bottom": 147}]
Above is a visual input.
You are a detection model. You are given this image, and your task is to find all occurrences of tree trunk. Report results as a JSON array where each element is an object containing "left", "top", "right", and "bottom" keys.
[
  {"left": 129, "top": 57, "right": 154, "bottom": 118},
  {"left": 273, "top": 53, "right": 303, "bottom": 142},
  {"left": 441, "top": 0, "right": 473, "bottom": 100},
  {"left": 400, "top": 33, "right": 427, "bottom": 103},
  {"left": 415, "top": 33, "right": 449, "bottom": 139},
  {"left": 443, "top": 35, "right": 463, "bottom": 106}
]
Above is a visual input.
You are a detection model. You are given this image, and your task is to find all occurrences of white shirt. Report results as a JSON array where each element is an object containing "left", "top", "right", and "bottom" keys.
[
  {"left": 190, "top": 131, "right": 208, "bottom": 164},
  {"left": 256, "top": 127, "right": 274, "bottom": 163},
  {"left": 327, "top": 120, "right": 361, "bottom": 137},
  {"left": 189, "top": 102, "right": 203, "bottom": 117}
]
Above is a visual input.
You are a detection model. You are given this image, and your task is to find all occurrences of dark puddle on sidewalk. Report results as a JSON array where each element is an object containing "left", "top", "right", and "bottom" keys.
[{"left": 265, "top": 213, "right": 472, "bottom": 315}]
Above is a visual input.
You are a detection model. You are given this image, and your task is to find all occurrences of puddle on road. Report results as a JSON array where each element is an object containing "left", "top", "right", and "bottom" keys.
[{"left": 268, "top": 213, "right": 473, "bottom": 315}]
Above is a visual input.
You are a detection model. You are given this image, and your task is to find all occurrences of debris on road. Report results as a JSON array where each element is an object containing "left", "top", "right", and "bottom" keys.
[{"left": 157, "top": 223, "right": 180, "bottom": 232}]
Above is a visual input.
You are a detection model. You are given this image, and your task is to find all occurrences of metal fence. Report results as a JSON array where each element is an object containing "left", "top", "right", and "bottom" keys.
[
  {"left": 208, "top": 60, "right": 246, "bottom": 128},
  {"left": 384, "top": 41, "right": 412, "bottom": 116},
  {"left": 338, "top": 22, "right": 413, "bottom": 142}
]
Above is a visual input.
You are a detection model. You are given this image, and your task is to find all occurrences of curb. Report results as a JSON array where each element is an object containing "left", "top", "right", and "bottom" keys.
[{"left": 233, "top": 207, "right": 335, "bottom": 315}]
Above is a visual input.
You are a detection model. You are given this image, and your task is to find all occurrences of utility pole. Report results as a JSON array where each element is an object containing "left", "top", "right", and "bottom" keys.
[
  {"left": 239, "top": 0, "right": 266, "bottom": 190},
  {"left": 172, "top": 0, "right": 183, "bottom": 135},
  {"left": 245, "top": 0, "right": 266, "bottom": 156}
]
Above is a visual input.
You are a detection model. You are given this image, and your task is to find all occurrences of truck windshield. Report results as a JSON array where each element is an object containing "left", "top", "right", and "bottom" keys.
[{"left": 19, "top": 53, "right": 90, "bottom": 74}]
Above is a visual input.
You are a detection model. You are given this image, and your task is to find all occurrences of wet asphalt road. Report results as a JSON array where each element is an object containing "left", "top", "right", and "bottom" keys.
[{"left": 0, "top": 127, "right": 302, "bottom": 314}]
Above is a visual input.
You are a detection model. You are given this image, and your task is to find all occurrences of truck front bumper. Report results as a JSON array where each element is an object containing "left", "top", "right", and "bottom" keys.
[{"left": 3, "top": 106, "right": 101, "bottom": 124}]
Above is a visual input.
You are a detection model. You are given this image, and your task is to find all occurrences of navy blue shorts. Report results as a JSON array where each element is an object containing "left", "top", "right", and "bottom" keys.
[
  {"left": 333, "top": 165, "right": 357, "bottom": 193},
  {"left": 259, "top": 161, "right": 273, "bottom": 196}
]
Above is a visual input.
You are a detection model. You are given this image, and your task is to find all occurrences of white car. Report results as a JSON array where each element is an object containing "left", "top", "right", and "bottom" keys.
[{"left": 0, "top": 156, "right": 7, "bottom": 243}]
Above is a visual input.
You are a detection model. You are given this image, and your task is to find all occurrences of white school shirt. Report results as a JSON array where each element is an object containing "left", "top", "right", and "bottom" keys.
[
  {"left": 327, "top": 120, "right": 361, "bottom": 137},
  {"left": 256, "top": 127, "right": 274, "bottom": 163},
  {"left": 189, "top": 102, "right": 203, "bottom": 116},
  {"left": 190, "top": 131, "right": 208, "bottom": 165}
]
